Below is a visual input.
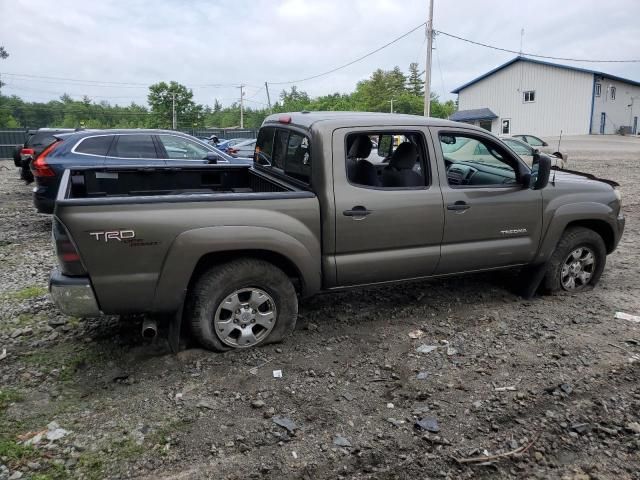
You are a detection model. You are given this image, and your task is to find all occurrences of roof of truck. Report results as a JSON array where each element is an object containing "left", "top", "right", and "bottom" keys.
[{"left": 263, "top": 111, "right": 471, "bottom": 130}]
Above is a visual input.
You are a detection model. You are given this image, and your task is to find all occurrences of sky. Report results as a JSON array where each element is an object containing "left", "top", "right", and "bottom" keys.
[{"left": 1, "top": 0, "right": 639, "bottom": 109}]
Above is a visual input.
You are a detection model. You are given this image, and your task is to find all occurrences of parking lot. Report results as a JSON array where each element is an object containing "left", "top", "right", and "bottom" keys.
[{"left": 0, "top": 135, "right": 639, "bottom": 479}]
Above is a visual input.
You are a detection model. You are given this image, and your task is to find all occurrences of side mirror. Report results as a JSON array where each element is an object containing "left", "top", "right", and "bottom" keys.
[
  {"left": 204, "top": 152, "right": 219, "bottom": 164},
  {"left": 529, "top": 153, "right": 551, "bottom": 190},
  {"left": 533, "top": 147, "right": 540, "bottom": 154},
  {"left": 542, "top": 141, "right": 549, "bottom": 147}
]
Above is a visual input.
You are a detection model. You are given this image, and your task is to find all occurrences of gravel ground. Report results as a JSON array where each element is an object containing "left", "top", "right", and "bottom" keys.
[{"left": 0, "top": 136, "right": 639, "bottom": 480}]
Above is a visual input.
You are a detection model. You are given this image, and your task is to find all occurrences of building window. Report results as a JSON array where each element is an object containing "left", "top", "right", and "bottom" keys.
[
  {"left": 595, "top": 83, "right": 601, "bottom": 97},
  {"left": 610, "top": 86, "right": 616, "bottom": 101},
  {"left": 523, "top": 90, "right": 535, "bottom": 103},
  {"left": 501, "top": 119, "right": 511, "bottom": 135}
]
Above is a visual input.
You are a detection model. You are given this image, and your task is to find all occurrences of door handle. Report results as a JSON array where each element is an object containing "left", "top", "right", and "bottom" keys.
[
  {"left": 343, "top": 206, "right": 372, "bottom": 217},
  {"left": 447, "top": 201, "right": 471, "bottom": 211}
]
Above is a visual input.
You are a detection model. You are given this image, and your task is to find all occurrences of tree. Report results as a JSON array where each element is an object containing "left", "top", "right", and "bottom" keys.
[
  {"left": 0, "top": 46, "right": 7, "bottom": 91},
  {"left": 147, "top": 81, "right": 198, "bottom": 129},
  {"left": 407, "top": 62, "right": 423, "bottom": 97}
]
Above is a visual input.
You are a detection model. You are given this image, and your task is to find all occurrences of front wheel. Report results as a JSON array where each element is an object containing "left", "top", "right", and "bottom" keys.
[
  {"left": 187, "top": 259, "right": 298, "bottom": 352},
  {"left": 542, "top": 227, "right": 606, "bottom": 293}
]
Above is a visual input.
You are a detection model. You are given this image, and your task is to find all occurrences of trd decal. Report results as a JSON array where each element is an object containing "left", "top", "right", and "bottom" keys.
[{"left": 89, "top": 230, "right": 135, "bottom": 242}]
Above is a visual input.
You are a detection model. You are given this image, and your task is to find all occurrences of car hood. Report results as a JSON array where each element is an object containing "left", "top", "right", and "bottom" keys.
[{"left": 550, "top": 168, "right": 619, "bottom": 188}]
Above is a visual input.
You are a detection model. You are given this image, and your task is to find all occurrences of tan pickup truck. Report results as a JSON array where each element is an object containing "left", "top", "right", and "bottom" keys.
[{"left": 49, "top": 112, "right": 624, "bottom": 351}]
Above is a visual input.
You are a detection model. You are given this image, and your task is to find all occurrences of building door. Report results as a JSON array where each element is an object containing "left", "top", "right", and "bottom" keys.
[
  {"left": 634, "top": 116, "right": 638, "bottom": 135},
  {"left": 600, "top": 112, "right": 606, "bottom": 134}
]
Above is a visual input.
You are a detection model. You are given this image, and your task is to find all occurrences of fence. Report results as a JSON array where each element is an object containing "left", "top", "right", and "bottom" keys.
[{"left": 0, "top": 127, "right": 259, "bottom": 160}]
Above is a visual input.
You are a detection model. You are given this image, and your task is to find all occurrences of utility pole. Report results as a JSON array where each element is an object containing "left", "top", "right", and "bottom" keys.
[
  {"left": 388, "top": 99, "right": 394, "bottom": 113},
  {"left": 423, "top": 0, "right": 434, "bottom": 117},
  {"left": 265, "top": 82, "right": 273, "bottom": 113},
  {"left": 238, "top": 85, "right": 245, "bottom": 129},
  {"left": 171, "top": 93, "right": 177, "bottom": 130}
]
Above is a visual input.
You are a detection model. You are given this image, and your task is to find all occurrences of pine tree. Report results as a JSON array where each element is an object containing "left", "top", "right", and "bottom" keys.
[{"left": 407, "top": 62, "right": 424, "bottom": 97}]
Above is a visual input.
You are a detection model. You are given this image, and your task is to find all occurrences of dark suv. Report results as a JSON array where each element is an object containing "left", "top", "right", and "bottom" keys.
[
  {"left": 13, "top": 128, "right": 75, "bottom": 183},
  {"left": 30, "top": 129, "right": 250, "bottom": 213}
]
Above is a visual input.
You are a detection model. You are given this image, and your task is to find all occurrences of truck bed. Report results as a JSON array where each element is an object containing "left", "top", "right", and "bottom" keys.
[{"left": 60, "top": 165, "right": 299, "bottom": 202}]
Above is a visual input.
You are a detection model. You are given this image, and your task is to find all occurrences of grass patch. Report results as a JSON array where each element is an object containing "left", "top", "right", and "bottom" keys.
[
  {"left": 9, "top": 285, "right": 48, "bottom": 301},
  {"left": 0, "top": 389, "right": 23, "bottom": 411},
  {"left": 0, "top": 437, "right": 39, "bottom": 463}
]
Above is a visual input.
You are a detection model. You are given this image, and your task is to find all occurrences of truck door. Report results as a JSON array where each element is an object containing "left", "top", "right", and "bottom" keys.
[
  {"left": 331, "top": 128, "right": 444, "bottom": 286},
  {"left": 430, "top": 127, "right": 542, "bottom": 274}
]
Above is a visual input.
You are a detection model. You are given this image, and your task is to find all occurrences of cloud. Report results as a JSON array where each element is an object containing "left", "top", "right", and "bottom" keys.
[{"left": 1, "top": 0, "right": 639, "bottom": 108}]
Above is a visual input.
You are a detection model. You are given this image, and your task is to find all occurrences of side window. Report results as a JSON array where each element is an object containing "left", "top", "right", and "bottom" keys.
[
  {"left": 595, "top": 83, "right": 601, "bottom": 97},
  {"left": 346, "top": 132, "right": 427, "bottom": 189},
  {"left": 158, "top": 135, "right": 209, "bottom": 160},
  {"left": 610, "top": 86, "right": 616, "bottom": 101},
  {"left": 272, "top": 129, "right": 288, "bottom": 169},
  {"left": 75, "top": 136, "right": 113, "bottom": 156},
  {"left": 112, "top": 135, "right": 157, "bottom": 158},
  {"left": 440, "top": 133, "right": 519, "bottom": 187}
]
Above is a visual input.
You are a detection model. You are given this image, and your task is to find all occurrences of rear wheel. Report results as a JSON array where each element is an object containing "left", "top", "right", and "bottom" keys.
[
  {"left": 187, "top": 259, "right": 298, "bottom": 352},
  {"left": 542, "top": 227, "right": 606, "bottom": 293}
]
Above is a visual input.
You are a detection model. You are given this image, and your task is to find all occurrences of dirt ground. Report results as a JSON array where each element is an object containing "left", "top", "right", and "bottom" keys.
[{"left": 1, "top": 136, "right": 639, "bottom": 480}]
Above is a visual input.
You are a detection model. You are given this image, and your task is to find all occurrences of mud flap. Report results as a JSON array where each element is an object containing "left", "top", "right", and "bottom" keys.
[
  {"left": 517, "top": 263, "right": 547, "bottom": 299},
  {"left": 168, "top": 298, "right": 185, "bottom": 354}
]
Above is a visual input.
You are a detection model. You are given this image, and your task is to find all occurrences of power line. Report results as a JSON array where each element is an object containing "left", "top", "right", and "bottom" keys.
[
  {"left": 436, "top": 30, "right": 640, "bottom": 63},
  {"left": 268, "top": 22, "right": 427, "bottom": 85}
]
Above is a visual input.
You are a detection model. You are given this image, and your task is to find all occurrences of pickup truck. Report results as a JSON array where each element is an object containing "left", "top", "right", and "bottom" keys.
[{"left": 48, "top": 112, "right": 625, "bottom": 352}]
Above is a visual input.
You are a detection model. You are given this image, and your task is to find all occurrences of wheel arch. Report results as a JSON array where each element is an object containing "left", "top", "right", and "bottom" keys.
[{"left": 564, "top": 219, "right": 615, "bottom": 253}]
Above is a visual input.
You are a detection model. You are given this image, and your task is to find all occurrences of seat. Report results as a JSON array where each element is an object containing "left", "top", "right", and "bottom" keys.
[
  {"left": 347, "top": 135, "right": 379, "bottom": 187},
  {"left": 382, "top": 142, "right": 423, "bottom": 187}
]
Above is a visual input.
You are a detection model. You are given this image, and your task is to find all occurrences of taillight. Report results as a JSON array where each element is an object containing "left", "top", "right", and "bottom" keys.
[
  {"left": 53, "top": 218, "right": 86, "bottom": 276},
  {"left": 32, "top": 141, "right": 60, "bottom": 177},
  {"left": 20, "top": 148, "right": 35, "bottom": 157}
]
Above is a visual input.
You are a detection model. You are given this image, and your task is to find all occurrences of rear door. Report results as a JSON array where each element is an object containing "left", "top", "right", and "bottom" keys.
[
  {"left": 331, "top": 127, "right": 444, "bottom": 286},
  {"left": 106, "top": 134, "right": 166, "bottom": 166},
  {"left": 430, "top": 127, "right": 542, "bottom": 274}
]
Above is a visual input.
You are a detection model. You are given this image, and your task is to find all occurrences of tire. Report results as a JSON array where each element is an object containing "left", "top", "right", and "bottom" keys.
[
  {"left": 542, "top": 227, "right": 606, "bottom": 293},
  {"left": 187, "top": 259, "right": 298, "bottom": 352}
]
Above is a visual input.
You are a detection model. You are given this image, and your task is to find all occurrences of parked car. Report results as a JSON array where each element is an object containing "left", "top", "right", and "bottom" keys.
[
  {"left": 30, "top": 129, "right": 251, "bottom": 214},
  {"left": 216, "top": 138, "right": 247, "bottom": 153},
  {"left": 228, "top": 138, "right": 257, "bottom": 157},
  {"left": 14, "top": 128, "right": 75, "bottom": 183},
  {"left": 510, "top": 134, "right": 569, "bottom": 163},
  {"left": 501, "top": 137, "right": 567, "bottom": 169},
  {"left": 48, "top": 112, "right": 624, "bottom": 353}
]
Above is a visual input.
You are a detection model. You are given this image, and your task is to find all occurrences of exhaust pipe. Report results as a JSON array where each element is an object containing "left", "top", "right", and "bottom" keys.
[{"left": 142, "top": 318, "right": 158, "bottom": 339}]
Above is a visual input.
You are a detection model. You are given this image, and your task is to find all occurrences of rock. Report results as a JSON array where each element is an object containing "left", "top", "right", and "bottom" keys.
[
  {"left": 333, "top": 435, "right": 351, "bottom": 447},
  {"left": 534, "top": 451, "right": 544, "bottom": 462},
  {"left": 416, "top": 344, "right": 438, "bottom": 354},
  {"left": 415, "top": 417, "right": 440, "bottom": 433},
  {"left": 10, "top": 329, "right": 23, "bottom": 338},
  {"left": 197, "top": 399, "right": 216, "bottom": 410},
  {"left": 9, "top": 472, "right": 23, "bottom": 480},
  {"left": 263, "top": 407, "right": 275, "bottom": 419},
  {"left": 626, "top": 422, "right": 640, "bottom": 434},
  {"left": 47, "top": 318, "right": 67, "bottom": 327},
  {"left": 251, "top": 399, "right": 265, "bottom": 409},
  {"left": 272, "top": 416, "right": 297, "bottom": 433},
  {"left": 386, "top": 403, "right": 394, "bottom": 409},
  {"left": 570, "top": 423, "right": 590, "bottom": 434},
  {"left": 560, "top": 383, "right": 573, "bottom": 394},
  {"left": 416, "top": 371, "right": 429, "bottom": 380}
]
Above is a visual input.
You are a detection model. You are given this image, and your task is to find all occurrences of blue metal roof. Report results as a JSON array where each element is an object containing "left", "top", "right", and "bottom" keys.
[
  {"left": 449, "top": 108, "right": 497, "bottom": 122},
  {"left": 451, "top": 56, "right": 640, "bottom": 93}
]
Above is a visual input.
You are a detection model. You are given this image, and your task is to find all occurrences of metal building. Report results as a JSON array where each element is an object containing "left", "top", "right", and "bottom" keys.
[{"left": 450, "top": 57, "right": 640, "bottom": 136}]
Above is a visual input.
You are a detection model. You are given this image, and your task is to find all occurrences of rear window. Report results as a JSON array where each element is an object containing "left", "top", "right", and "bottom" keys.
[
  {"left": 75, "top": 136, "right": 114, "bottom": 156},
  {"left": 26, "top": 133, "right": 56, "bottom": 148},
  {"left": 112, "top": 135, "right": 157, "bottom": 158},
  {"left": 256, "top": 127, "right": 311, "bottom": 183}
]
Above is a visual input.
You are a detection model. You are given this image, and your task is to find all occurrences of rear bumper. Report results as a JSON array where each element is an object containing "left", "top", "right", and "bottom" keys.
[
  {"left": 614, "top": 213, "right": 625, "bottom": 250},
  {"left": 49, "top": 268, "right": 102, "bottom": 317},
  {"left": 33, "top": 186, "right": 55, "bottom": 214}
]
